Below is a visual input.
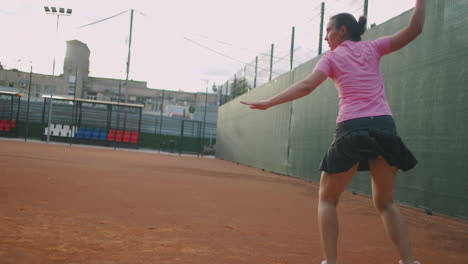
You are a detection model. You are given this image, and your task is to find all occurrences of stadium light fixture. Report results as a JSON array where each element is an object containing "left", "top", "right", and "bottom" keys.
[
  {"left": 43, "top": 6, "right": 73, "bottom": 76},
  {"left": 43, "top": 5, "right": 73, "bottom": 143}
]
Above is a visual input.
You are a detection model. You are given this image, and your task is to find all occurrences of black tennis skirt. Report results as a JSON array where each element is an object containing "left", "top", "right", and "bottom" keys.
[{"left": 319, "top": 115, "right": 417, "bottom": 174}]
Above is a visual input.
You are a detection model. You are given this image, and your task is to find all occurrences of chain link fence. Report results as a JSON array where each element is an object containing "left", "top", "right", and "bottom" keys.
[
  {"left": 0, "top": 96, "right": 216, "bottom": 155},
  {"left": 219, "top": 0, "right": 416, "bottom": 104}
]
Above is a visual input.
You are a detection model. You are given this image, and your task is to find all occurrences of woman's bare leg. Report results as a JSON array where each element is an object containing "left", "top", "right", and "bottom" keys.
[
  {"left": 318, "top": 163, "right": 359, "bottom": 264},
  {"left": 369, "top": 156, "right": 415, "bottom": 264}
]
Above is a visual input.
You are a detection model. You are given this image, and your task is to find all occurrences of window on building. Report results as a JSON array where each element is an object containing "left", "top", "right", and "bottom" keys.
[
  {"left": 68, "top": 86, "right": 75, "bottom": 96},
  {"left": 43, "top": 85, "right": 52, "bottom": 95},
  {"left": 68, "top": 76, "right": 76, "bottom": 96},
  {"left": 34, "top": 85, "right": 42, "bottom": 97},
  {"left": 87, "top": 92, "right": 97, "bottom": 100},
  {"left": 20, "top": 79, "right": 28, "bottom": 88},
  {"left": 136, "top": 96, "right": 144, "bottom": 104},
  {"left": 152, "top": 103, "right": 164, "bottom": 112},
  {"left": 8, "top": 82, "right": 14, "bottom": 87}
]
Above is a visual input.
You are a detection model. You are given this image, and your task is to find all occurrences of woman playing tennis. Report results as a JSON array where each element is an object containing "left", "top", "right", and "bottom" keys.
[{"left": 241, "top": 1, "right": 425, "bottom": 263}]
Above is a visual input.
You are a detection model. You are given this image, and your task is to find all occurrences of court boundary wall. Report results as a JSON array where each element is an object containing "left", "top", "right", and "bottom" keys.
[{"left": 216, "top": 0, "right": 468, "bottom": 219}]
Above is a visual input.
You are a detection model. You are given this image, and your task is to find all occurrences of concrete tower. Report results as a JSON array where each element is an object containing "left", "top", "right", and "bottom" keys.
[{"left": 63, "top": 40, "right": 90, "bottom": 98}]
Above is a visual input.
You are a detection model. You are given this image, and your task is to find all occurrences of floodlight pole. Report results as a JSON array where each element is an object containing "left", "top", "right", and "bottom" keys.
[
  {"left": 52, "top": 15, "right": 60, "bottom": 76},
  {"left": 44, "top": 6, "right": 72, "bottom": 143},
  {"left": 44, "top": 6, "right": 72, "bottom": 76},
  {"left": 46, "top": 15, "right": 59, "bottom": 143}
]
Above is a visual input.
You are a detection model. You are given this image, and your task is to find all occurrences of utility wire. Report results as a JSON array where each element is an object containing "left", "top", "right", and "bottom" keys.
[
  {"left": 184, "top": 37, "right": 248, "bottom": 65},
  {"left": 78, "top": 9, "right": 146, "bottom": 29},
  {"left": 306, "top": 5, "right": 323, "bottom": 23},
  {"left": 190, "top": 33, "right": 299, "bottom": 62},
  {"left": 189, "top": 34, "right": 260, "bottom": 54},
  {"left": 79, "top": 9, "right": 131, "bottom": 28},
  {"left": 184, "top": 37, "right": 283, "bottom": 75},
  {"left": 134, "top": 10, "right": 147, "bottom": 16}
]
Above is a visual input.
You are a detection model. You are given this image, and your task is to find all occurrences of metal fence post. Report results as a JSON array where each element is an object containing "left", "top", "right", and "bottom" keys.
[
  {"left": 319, "top": 2, "right": 325, "bottom": 55},
  {"left": 290, "top": 26, "right": 295, "bottom": 71},
  {"left": 269, "top": 44, "right": 274, "bottom": 81},
  {"left": 25, "top": 66, "right": 32, "bottom": 142}
]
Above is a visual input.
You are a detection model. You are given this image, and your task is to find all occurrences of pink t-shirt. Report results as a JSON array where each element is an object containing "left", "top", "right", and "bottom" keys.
[{"left": 314, "top": 37, "right": 393, "bottom": 123}]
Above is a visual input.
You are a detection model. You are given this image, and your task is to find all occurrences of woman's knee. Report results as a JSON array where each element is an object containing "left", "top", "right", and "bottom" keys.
[
  {"left": 318, "top": 177, "right": 344, "bottom": 205},
  {"left": 319, "top": 189, "right": 341, "bottom": 206}
]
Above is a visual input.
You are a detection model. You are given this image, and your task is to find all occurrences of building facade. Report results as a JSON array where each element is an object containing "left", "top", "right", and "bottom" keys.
[{"left": 0, "top": 40, "right": 217, "bottom": 121}]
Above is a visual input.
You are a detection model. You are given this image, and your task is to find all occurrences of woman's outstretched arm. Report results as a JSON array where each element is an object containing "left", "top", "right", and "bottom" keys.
[
  {"left": 240, "top": 70, "right": 327, "bottom": 110},
  {"left": 390, "top": 0, "right": 426, "bottom": 52}
]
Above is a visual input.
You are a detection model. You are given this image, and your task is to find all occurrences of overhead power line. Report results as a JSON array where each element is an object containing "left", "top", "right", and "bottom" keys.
[
  {"left": 189, "top": 33, "right": 304, "bottom": 64},
  {"left": 184, "top": 37, "right": 284, "bottom": 76},
  {"left": 184, "top": 37, "right": 248, "bottom": 65},
  {"left": 79, "top": 9, "right": 130, "bottom": 28},
  {"left": 189, "top": 33, "right": 262, "bottom": 55},
  {"left": 78, "top": 9, "right": 145, "bottom": 29}
]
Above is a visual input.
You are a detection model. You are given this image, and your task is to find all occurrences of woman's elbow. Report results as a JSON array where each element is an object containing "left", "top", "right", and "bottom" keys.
[
  {"left": 409, "top": 24, "right": 424, "bottom": 37},
  {"left": 414, "top": 26, "right": 423, "bottom": 36}
]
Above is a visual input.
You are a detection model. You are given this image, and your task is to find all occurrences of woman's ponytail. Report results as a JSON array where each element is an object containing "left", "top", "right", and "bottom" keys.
[
  {"left": 332, "top": 13, "right": 367, "bottom": 41},
  {"left": 357, "top": 16, "right": 367, "bottom": 36}
]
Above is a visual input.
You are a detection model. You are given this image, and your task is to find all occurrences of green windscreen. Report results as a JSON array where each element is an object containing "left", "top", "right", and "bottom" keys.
[
  {"left": 216, "top": 0, "right": 468, "bottom": 219},
  {"left": 217, "top": 73, "right": 293, "bottom": 175}
]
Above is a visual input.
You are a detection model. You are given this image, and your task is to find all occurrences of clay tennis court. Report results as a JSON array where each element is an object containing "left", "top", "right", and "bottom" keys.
[{"left": 0, "top": 140, "right": 467, "bottom": 264}]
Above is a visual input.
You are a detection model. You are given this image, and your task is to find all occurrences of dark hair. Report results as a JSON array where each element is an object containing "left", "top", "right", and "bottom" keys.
[{"left": 331, "top": 13, "right": 367, "bottom": 41}]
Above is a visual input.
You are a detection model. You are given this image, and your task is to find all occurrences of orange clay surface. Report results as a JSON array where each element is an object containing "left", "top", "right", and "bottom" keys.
[{"left": 0, "top": 139, "right": 467, "bottom": 264}]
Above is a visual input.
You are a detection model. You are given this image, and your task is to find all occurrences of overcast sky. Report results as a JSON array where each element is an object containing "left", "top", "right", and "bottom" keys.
[{"left": 1, "top": 0, "right": 414, "bottom": 93}]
